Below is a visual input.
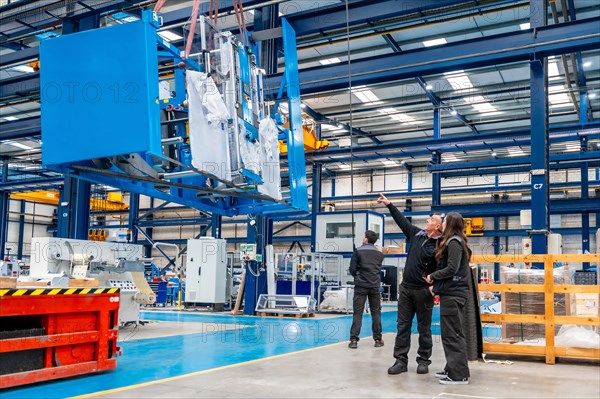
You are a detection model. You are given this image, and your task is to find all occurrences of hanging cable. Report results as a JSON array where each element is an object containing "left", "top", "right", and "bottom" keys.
[
  {"left": 184, "top": 0, "right": 203, "bottom": 59},
  {"left": 344, "top": 0, "right": 356, "bottom": 250}
]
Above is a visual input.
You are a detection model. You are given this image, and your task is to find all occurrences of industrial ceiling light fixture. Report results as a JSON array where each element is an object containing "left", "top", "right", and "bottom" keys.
[
  {"left": 425, "top": 84, "right": 433, "bottom": 90},
  {"left": 450, "top": 109, "right": 457, "bottom": 115}
]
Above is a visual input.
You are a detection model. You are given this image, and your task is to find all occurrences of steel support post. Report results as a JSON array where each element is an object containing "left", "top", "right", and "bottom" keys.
[
  {"left": 211, "top": 214, "right": 222, "bottom": 238},
  {"left": 0, "top": 158, "right": 9, "bottom": 258},
  {"left": 530, "top": 0, "right": 549, "bottom": 265},
  {"left": 57, "top": 176, "right": 91, "bottom": 240},
  {"left": 581, "top": 139, "right": 591, "bottom": 269},
  {"left": 128, "top": 193, "right": 140, "bottom": 244},
  {"left": 17, "top": 200, "right": 26, "bottom": 259},
  {"left": 311, "top": 162, "right": 322, "bottom": 253}
]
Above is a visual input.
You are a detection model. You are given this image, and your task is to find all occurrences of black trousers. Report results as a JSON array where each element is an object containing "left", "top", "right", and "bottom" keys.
[
  {"left": 350, "top": 286, "right": 382, "bottom": 341},
  {"left": 393, "top": 285, "right": 434, "bottom": 365},
  {"left": 440, "top": 295, "right": 470, "bottom": 380}
]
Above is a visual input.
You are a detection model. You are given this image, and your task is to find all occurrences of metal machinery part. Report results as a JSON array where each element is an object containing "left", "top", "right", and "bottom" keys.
[
  {"left": 27, "top": 237, "right": 156, "bottom": 326},
  {"left": 40, "top": 10, "right": 308, "bottom": 217}
]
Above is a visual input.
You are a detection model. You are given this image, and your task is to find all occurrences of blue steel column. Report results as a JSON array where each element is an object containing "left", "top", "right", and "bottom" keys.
[
  {"left": 57, "top": 176, "right": 91, "bottom": 239},
  {"left": 431, "top": 108, "right": 441, "bottom": 207},
  {"left": 211, "top": 214, "right": 222, "bottom": 238},
  {"left": 581, "top": 138, "right": 590, "bottom": 269},
  {"left": 529, "top": 0, "right": 549, "bottom": 261},
  {"left": 128, "top": 193, "right": 140, "bottom": 244},
  {"left": 0, "top": 158, "right": 9, "bottom": 258},
  {"left": 311, "top": 162, "right": 322, "bottom": 252},
  {"left": 17, "top": 200, "right": 26, "bottom": 259}
]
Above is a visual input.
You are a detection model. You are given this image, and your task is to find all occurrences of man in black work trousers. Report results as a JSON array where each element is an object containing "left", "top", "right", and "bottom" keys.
[
  {"left": 348, "top": 230, "right": 385, "bottom": 349},
  {"left": 378, "top": 193, "right": 443, "bottom": 375}
]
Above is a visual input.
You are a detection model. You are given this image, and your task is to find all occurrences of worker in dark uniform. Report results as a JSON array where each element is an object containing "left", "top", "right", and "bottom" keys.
[
  {"left": 425, "top": 212, "right": 474, "bottom": 385},
  {"left": 348, "top": 230, "right": 385, "bottom": 349},
  {"left": 377, "top": 193, "right": 442, "bottom": 375}
]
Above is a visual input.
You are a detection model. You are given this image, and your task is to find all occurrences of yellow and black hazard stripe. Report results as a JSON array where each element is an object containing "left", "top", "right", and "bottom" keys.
[{"left": 0, "top": 287, "right": 120, "bottom": 297}]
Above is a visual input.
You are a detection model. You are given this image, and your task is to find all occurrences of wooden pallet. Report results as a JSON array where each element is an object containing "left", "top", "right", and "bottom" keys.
[{"left": 256, "top": 311, "right": 315, "bottom": 318}]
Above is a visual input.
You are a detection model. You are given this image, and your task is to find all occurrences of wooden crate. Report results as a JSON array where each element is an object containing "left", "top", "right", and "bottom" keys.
[{"left": 68, "top": 279, "right": 99, "bottom": 287}]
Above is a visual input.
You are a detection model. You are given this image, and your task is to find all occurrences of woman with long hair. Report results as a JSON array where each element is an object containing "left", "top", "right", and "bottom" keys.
[{"left": 424, "top": 212, "right": 472, "bottom": 385}]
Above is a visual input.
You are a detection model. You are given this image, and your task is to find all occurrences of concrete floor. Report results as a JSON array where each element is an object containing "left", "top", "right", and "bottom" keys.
[
  {"left": 89, "top": 332, "right": 599, "bottom": 399},
  {"left": 3, "top": 309, "right": 598, "bottom": 399}
]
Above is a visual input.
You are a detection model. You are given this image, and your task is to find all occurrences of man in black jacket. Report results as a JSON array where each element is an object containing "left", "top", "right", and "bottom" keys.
[
  {"left": 378, "top": 193, "right": 442, "bottom": 375},
  {"left": 348, "top": 230, "right": 385, "bottom": 349}
]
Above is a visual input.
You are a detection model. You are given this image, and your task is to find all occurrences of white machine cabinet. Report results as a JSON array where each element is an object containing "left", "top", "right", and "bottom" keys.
[{"left": 185, "top": 238, "right": 227, "bottom": 309}]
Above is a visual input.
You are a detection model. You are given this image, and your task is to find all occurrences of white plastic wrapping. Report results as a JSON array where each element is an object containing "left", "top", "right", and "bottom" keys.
[
  {"left": 555, "top": 324, "right": 600, "bottom": 349},
  {"left": 238, "top": 126, "right": 262, "bottom": 176},
  {"left": 187, "top": 70, "right": 232, "bottom": 181},
  {"left": 257, "top": 117, "right": 282, "bottom": 200}
]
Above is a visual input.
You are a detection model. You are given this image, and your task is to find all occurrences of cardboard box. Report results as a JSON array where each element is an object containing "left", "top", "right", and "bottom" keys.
[
  {"left": 382, "top": 244, "right": 405, "bottom": 254},
  {"left": 68, "top": 278, "right": 100, "bottom": 287},
  {"left": 571, "top": 293, "right": 600, "bottom": 317},
  {"left": 0, "top": 277, "right": 17, "bottom": 289}
]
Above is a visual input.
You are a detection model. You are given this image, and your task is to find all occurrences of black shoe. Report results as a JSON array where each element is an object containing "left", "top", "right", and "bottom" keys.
[
  {"left": 417, "top": 364, "right": 429, "bottom": 374},
  {"left": 374, "top": 339, "right": 384, "bottom": 347},
  {"left": 435, "top": 370, "right": 448, "bottom": 379},
  {"left": 348, "top": 340, "right": 358, "bottom": 349},
  {"left": 387, "top": 361, "right": 408, "bottom": 375}
]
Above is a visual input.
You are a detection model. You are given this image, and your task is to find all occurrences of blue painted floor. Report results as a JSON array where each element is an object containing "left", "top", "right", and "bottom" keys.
[{"left": 2, "top": 306, "right": 496, "bottom": 399}]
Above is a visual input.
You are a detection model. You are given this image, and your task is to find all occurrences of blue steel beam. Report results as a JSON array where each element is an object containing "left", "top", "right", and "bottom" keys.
[
  {"left": 285, "top": 0, "right": 473, "bottom": 37},
  {"left": 438, "top": 160, "right": 600, "bottom": 178},
  {"left": 0, "top": 177, "right": 63, "bottom": 191},
  {"left": 0, "top": 72, "right": 39, "bottom": 101},
  {"left": 321, "top": 180, "right": 600, "bottom": 202},
  {"left": 307, "top": 122, "right": 600, "bottom": 163},
  {"left": 264, "top": 17, "right": 600, "bottom": 96},
  {"left": 128, "top": 193, "right": 139, "bottom": 243},
  {"left": 428, "top": 151, "right": 600, "bottom": 172}
]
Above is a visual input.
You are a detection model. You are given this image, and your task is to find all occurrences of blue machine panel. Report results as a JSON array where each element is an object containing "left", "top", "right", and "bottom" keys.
[{"left": 40, "top": 21, "right": 160, "bottom": 166}]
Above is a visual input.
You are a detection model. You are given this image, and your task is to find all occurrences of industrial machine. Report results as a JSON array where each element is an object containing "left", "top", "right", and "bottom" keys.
[
  {"left": 275, "top": 252, "right": 343, "bottom": 310},
  {"left": 40, "top": 10, "right": 308, "bottom": 217},
  {"left": 27, "top": 237, "right": 156, "bottom": 325},
  {"left": 184, "top": 238, "right": 227, "bottom": 311}
]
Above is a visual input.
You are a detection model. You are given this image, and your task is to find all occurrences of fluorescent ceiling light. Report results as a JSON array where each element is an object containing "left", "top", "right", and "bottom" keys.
[
  {"left": 423, "top": 38, "right": 447, "bottom": 47},
  {"left": 8, "top": 142, "right": 32, "bottom": 150},
  {"left": 589, "top": 93, "right": 597, "bottom": 99},
  {"left": 381, "top": 160, "right": 397, "bottom": 167},
  {"left": 3, "top": 116, "right": 19, "bottom": 121},
  {"left": 425, "top": 84, "right": 433, "bottom": 90},
  {"left": 157, "top": 30, "right": 183, "bottom": 42},
  {"left": 319, "top": 57, "right": 341, "bottom": 65},
  {"left": 338, "top": 164, "right": 351, "bottom": 170},
  {"left": 450, "top": 109, "right": 457, "bottom": 116},
  {"left": 548, "top": 62, "right": 561, "bottom": 79},
  {"left": 491, "top": 152, "right": 497, "bottom": 157},
  {"left": 300, "top": 103, "right": 306, "bottom": 108},
  {"left": 11, "top": 65, "right": 34, "bottom": 73},
  {"left": 352, "top": 87, "right": 380, "bottom": 103},
  {"left": 444, "top": 70, "right": 464, "bottom": 75},
  {"left": 379, "top": 108, "right": 418, "bottom": 124},
  {"left": 507, "top": 146, "right": 527, "bottom": 157},
  {"left": 520, "top": 23, "right": 530, "bottom": 30},
  {"left": 443, "top": 153, "right": 460, "bottom": 162},
  {"left": 338, "top": 138, "right": 352, "bottom": 147},
  {"left": 583, "top": 61, "right": 592, "bottom": 68},
  {"left": 548, "top": 85, "right": 570, "bottom": 105},
  {"left": 446, "top": 74, "right": 473, "bottom": 90}
]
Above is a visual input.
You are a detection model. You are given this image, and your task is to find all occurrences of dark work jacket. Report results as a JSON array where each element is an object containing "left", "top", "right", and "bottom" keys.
[
  {"left": 431, "top": 237, "right": 470, "bottom": 298},
  {"left": 349, "top": 243, "right": 384, "bottom": 289},
  {"left": 387, "top": 203, "right": 440, "bottom": 289}
]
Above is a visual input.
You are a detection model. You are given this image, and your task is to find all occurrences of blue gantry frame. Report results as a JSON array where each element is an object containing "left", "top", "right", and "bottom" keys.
[{"left": 39, "top": 11, "right": 309, "bottom": 217}]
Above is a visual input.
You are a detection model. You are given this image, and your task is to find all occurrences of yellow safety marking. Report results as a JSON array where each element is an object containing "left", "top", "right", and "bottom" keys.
[
  {"left": 108, "top": 288, "right": 118, "bottom": 294},
  {"left": 48, "top": 288, "right": 62, "bottom": 295},
  {"left": 69, "top": 341, "right": 346, "bottom": 399},
  {"left": 31, "top": 289, "right": 46, "bottom": 296},
  {"left": 0, "top": 289, "right": 8, "bottom": 296},
  {"left": 79, "top": 288, "right": 91, "bottom": 295},
  {"left": 95, "top": 288, "right": 105, "bottom": 294},
  {"left": 12, "top": 289, "right": 28, "bottom": 296},
  {"left": 64, "top": 288, "right": 77, "bottom": 295}
]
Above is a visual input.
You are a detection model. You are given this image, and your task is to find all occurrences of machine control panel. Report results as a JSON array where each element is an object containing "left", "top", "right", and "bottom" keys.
[{"left": 240, "top": 244, "right": 257, "bottom": 261}]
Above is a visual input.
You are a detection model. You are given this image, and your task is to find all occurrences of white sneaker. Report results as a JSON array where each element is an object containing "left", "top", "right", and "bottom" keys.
[
  {"left": 435, "top": 371, "right": 448, "bottom": 379},
  {"left": 439, "top": 377, "right": 469, "bottom": 385}
]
